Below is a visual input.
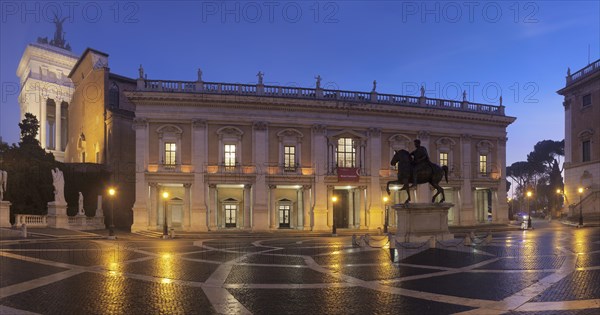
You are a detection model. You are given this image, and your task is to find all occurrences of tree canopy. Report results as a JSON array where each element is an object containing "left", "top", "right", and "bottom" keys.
[{"left": 507, "top": 139, "right": 564, "bottom": 216}]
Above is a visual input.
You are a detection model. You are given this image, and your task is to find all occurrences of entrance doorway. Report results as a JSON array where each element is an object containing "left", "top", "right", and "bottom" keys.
[
  {"left": 333, "top": 189, "right": 349, "bottom": 228},
  {"left": 224, "top": 204, "right": 237, "bottom": 228},
  {"left": 279, "top": 204, "right": 291, "bottom": 228}
]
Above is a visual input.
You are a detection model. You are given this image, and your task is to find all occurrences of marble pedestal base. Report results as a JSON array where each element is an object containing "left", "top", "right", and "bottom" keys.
[{"left": 394, "top": 203, "right": 454, "bottom": 245}]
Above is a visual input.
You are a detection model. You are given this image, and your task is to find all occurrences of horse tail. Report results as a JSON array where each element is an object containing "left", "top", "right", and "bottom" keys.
[{"left": 442, "top": 165, "right": 449, "bottom": 183}]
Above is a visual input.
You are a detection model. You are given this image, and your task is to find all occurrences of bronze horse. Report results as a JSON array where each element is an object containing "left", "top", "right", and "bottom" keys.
[{"left": 386, "top": 149, "right": 448, "bottom": 204}]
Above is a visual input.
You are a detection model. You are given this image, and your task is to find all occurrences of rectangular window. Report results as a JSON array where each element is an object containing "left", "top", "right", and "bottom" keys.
[
  {"left": 224, "top": 144, "right": 236, "bottom": 167},
  {"left": 284, "top": 145, "right": 296, "bottom": 171},
  {"left": 337, "top": 138, "right": 356, "bottom": 168},
  {"left": 439, "top": 152, "right": 448, "bottom": 166},
  {"left": 165, "top": 142, "right": 176, "bottom": 165},
  {"left": 582, "top": 140, "right": 591, "bottom": 162},
  {"left": 582, "top": 94, "right": 592, "bottom": 107},
  {"left": 479, "top": 155, "right": 487, "bottom": 175}
]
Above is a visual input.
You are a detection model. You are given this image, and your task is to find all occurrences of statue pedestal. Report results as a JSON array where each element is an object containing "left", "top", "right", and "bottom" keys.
[
  {"left": 47, "top": 202, "right": 68, "bottom": 229},
  {"left": 393, "top": 203, "right": 454, "bottom": 244},
  {"left": 0, "top": 201, "right": 11, "bottom": 228}
]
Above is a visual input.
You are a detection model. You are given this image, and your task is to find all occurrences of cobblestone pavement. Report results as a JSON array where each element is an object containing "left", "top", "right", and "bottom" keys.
[{"left": 0, "top": 223, "right": 599, "bottom": 314}]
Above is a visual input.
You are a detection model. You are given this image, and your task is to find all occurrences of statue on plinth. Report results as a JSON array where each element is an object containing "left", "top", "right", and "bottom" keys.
[
  {"left": 51, "top": 168, "right": 66, "bottom": 204},
  {"left": 197, "top": 68, "right": 203, "bottom": 82},
  {"left": 0, "top": 170, "right": 7, "bottom": 201},
  {"left": 386, "top": 139, "right": 448, "bottom": 204},
  {"left": 78, "top": 192, "right": 85, "bottom": 216},
  {"left": 372, "top": 80, "right": 377, "bottom": 92},
  {"left": 139, "top": 64, "right": 144, "bottom": 79},
  {"left": 315, "top": 75, "right": 322, "bottom": 89}
]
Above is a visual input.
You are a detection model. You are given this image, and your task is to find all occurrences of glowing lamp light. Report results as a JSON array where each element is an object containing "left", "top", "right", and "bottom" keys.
[
  {"left": 163, "top": 191, "right": 169, "bottom": 199},
  {"left": 108, "top": 188, "right": 116, "bottom": 196},
  {"left": 331, "top": 196, "right": 337, "bottom": 203}
]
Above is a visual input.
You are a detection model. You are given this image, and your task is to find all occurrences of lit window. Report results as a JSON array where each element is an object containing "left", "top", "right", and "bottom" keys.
[
  {"left": 439, "top": 152, "right": 448, "bottom": 166},
  {"left": 224, "top": 144, "right": 236, "bottom": 167},
  {"left": 582, "top": 140, "right": 591, "bottom": 162},
  {"left": 337, "top": 138, "right": 356, "bottom": 168},
  {"left": 165, "top": 142, "right": 176, "bottom": 165},
  {"left": 582, "top": 94, "right": 591, "bottom": 108},
  {"left": 479, "top": 155, "right": 487, "bottom": 175},
  {"left": 284, "top": 146, "right": 296, "bottom": 171}
]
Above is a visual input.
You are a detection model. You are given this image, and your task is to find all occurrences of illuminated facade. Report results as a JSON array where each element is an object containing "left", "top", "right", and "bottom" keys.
[
  {"left": 558, "top": 59, "right": 600, "bottom": 216},
  {"left": 16, "top": 38, "right": 515, "bottom": 231},
  {"left": 16, "top": 42, "right": 78, "bottom": 161},
  {"left": 126, "top": 74, "right": 515, "bottom": 232}
]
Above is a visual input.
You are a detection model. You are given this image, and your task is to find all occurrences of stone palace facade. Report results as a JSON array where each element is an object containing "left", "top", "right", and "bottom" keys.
[
  {"left": 16, "top": 40, "right": 515, "bottom": 232},
  {"left": 126, "top": 71, "right": 515, "bottom": 232}
]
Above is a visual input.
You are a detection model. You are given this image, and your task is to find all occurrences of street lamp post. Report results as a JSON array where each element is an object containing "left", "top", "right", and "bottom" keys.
[
  {"left": 383, "top": 196, "right": 389, "bottom": 233},
  {"left": 108, "top": 188, "right": 116, "bottom": 239},
  {"left": 331, "top": 196, "right": 337, "bottom": 236},
  {"left": 556, "top": 189, "right": 562, "bottom": 219},
  {"left": 162, "top": 191, "right": 169, "bottom": 239},
  {"left": 526, "top": 191, "right": 532, "bottom": 229},
  {"left": 578, "top": 187, "right": 584, "bottom": 227}
]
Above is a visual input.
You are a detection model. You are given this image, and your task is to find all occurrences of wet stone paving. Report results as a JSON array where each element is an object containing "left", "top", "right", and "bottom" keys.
[{"left": 0, "top": 226, "right": 599, "bottom": 314}]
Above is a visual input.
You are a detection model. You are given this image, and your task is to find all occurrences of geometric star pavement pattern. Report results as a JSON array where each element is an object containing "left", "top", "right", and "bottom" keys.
[{"left": 1, "top": 226, "right": 599, "bottom": 314}]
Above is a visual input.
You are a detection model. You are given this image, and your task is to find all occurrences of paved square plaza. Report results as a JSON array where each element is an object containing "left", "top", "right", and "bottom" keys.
[{"left": 1, "top": 223, "right": 599, "bottom": 314}]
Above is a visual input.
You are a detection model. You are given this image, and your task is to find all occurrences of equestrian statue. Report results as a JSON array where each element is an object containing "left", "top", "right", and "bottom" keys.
[{"left": 386, "top": 139, "right": 448, "bottom": 204}]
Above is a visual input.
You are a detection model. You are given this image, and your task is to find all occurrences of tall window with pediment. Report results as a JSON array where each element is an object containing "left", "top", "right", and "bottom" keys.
[
  {"left": 337, "top": 137, "right": 356, "bottom": 168},
  {"left": 476, "top": 140, "right": 493, "bottom": 178},
  {"left": 277, "top": 129, "right": 303, "bottom": 174},
  {"left": 217, "top": 126, "right": 244, "bottom": 172},
  {"left": 157, "top": 125, "right": 183, "bottom": 170}
]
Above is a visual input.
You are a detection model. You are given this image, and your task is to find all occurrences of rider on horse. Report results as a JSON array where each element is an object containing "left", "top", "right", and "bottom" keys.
[{"left": 410, "top": 139, "right": 430, "bottom": 188}]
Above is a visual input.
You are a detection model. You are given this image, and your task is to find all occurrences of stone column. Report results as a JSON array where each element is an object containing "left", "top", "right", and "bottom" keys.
[
  {"left": 252, "top": 122, "right": 269, "bottom": 231},
  {"left": 243, "top": 184, "right": 252, "bottom": 229},
  {"left": 312, "top": 125, "right": 329, "bottom": 231},
  {"left": 368, "top": 128, "right": 383, "bottom": 229},
  {"left": 208, "top": 184, "right": 217, "bottom": 230},
  {"left": 131, "top": 118, "right": 149, "bottom": 231},
  {"left": 40, "top": 97, "right": 47, "bottom": 149},
  {"left": 55, "top": 100, "right": 61, "bottom": 152},
  {"left": 149, "top": 182, "right": 158, "bottom": 229},
  {"left": 296, "top": 188, "right": 303, "bottom": 229},
  {"left": 459, "top": 134, "right": 474, "bottom": 225},
  {"left": 302, "top": 185, "right": 312, "bottom": 230},
  {"left": 191, "top": 120, "right": 208, "bottom": 231},
  {"left": 495, "top": 137, "right": 509, "bottom": 223},
  {"left": 348, "top": 189, "right": 355, "bottom": 227},
  {"left": 359, "top": 186, "right": 367, "bottom": 229},
  {"left": 269, "top": 185, "right": 277, "bottom": 229},
  {"left": 183, "top": 183, "right": 191, "bottom": 231}
]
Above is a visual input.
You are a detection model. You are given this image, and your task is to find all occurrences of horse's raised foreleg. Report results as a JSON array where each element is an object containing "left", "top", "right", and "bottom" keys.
[
  {"left": 399, "top": 183, "right": 411, "bottom": 204},
  {"left": 430, "top": 182, "right": 445, "bottom": 203}
]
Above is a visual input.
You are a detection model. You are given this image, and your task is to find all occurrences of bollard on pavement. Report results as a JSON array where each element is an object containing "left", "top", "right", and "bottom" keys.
[
  {"left": 21, "top": 223, "right": 27, "bottom": 238},
  {"left": 388, "top": 233, "right": 396, "bottom": 262}
]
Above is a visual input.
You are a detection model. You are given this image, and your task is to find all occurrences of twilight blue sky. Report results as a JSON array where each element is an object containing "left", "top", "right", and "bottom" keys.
[{"left": 1, "top": 1, "right": 599, "bottom": 165}]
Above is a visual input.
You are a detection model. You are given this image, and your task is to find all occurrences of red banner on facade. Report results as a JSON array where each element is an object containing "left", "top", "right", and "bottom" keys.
[{"left": 337, "top": 168, "right": 360, "bottom": 182}]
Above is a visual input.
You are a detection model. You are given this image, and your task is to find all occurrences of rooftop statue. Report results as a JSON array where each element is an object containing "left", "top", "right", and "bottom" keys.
[
  {"left": 257, "top": 71, "right": 264, "bottom": 85},
  {"left": 49, "top": 13, "right": 70, "bottom": 50}
]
